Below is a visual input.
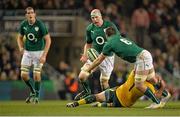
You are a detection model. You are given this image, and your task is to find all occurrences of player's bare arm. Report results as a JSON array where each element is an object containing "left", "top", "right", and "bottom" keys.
[
  {"left": 17, "top": 34, "right": 24, "bottom": 54},
  {"left": 80, "top": 43, "right": 92, "bottom": 63},
  {"left": 154, "top": 75, "right": 166, "bottom": 98},
  {"left": 40, "top": 34, "right": 51, "bottom": 64},
  {"left": 86, "top": 53, "right": 106, "bottom": 72}
]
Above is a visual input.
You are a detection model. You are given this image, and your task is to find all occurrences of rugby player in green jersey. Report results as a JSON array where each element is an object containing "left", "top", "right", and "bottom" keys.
[
  {"left": 17, "top": 7, "right": 51, "bottom": 104},
  {"left": 80, "top": 27, "right": 170, "bottom": 109},
  {"left": 74, "top": 9, "right": 120, "bottom": 100}
]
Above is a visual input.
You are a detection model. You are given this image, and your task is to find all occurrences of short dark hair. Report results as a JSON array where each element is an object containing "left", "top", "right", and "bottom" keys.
[
  {"left": 105, "top": 26, "right": 116, "bottom": 37},
  {"left": 25, "top": 7, "right": 35, "bottom": 14}
]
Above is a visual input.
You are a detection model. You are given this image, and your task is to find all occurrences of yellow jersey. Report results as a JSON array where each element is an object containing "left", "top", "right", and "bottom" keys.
[{"left": 116, "top": 71, "right": 155, "bottom": 107}]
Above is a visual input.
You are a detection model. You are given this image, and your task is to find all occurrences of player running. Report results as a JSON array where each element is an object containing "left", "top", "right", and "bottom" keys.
[
  {"left": 67, "top": 71, "right": 171, "bottom": 108},
  {"left": 75, "top": 9, "right": 120, "bottom": 100},
  {"left": 17, "top": 7, "right": 51, "bottom": 104}
]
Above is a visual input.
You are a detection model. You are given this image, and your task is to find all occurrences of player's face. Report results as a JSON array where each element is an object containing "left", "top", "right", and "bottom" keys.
[
  {"left": 26, "top": 9, "right": 36, "bottom": 23},
  {"left": 91, "top": 15, "right": 103, "bottom": 27}
]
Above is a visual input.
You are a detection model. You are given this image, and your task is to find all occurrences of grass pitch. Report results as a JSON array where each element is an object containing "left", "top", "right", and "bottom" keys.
[{"left": 0, "top": 100, "right": 180, "bottom": 116}]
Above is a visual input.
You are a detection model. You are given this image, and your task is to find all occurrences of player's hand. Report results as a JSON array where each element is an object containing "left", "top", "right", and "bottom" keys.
[
  {"left": 154, "top": 90, "right": 162, "bottom": 99},
  {"left": 40, "top": 54, "right": 46, "bottom": 64},
  {"left": 19, "top": 48, "right": 24, "bottom": 55},
  {"left": 80, "top": 54, "right": 88, "bottom": 63},
  {"left": 81, "top": 69, "right": 90, "bottom": 78}
]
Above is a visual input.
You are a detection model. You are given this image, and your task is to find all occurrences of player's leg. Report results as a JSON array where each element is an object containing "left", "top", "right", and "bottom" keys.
[
  {"left": 99, "top": 74, "right": 110, "bottom": 91},
  {"left": 32, "top": 51, "right": 44, "bottom": 104},
  {"left": 135, "top": 50, "right": 161, "bottom": 108},
  {"left": 147, "top": 73, "right": 171, "bottom": 107},
  {"left": 33, "top": 64, "right": 43, "bottom": 103},
  {"left": 21, "top": 51, "right": 35, "bottom": 103},
  {"left": 93, "top": 88, "right": 118, "bottom": 107},
  {"left": 99, "top": 55, "right": 114, "bottom": 91},
  {"left": 74, "top": 63, "right": 92, "bottom": 100},
  {"left": 67, "top": 91, "right": 105, "bottom": 107},
  {"left": 149, "top": 74, "right": 170, "bottom": 97},
  {"left": 67, "top": 88, "right": 116, "bottom": 108}
]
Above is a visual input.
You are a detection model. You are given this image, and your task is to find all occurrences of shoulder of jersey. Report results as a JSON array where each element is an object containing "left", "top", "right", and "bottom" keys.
[
  {"left": 86, "top": 23, "right": 94, "bottom": 31},
  {"left": 36, "top": 19, "right": 43, "bottom": 24},
  {"left": 104, "top": 20, "right": 112, "bottom": 25},
  {"left": 20, "top": 19, "right": 28, "bottom": 25}
]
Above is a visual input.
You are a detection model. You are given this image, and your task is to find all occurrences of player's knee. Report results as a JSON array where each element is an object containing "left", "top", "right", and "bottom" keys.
[
  {"left": 78, "top": 70, "right": 88, "bottom": 81},
  {"left": 33, "top": 72, "right": 41, "bottom": 81},
  {"left": 33, "top": 68, "right": 41, "bottom": 74},
  {"left": 21, "top": 72, "right": 29, "bottom": 81},
  {"left": 134, "top": 74, "right": 147, "bottom": 83},
  {"left": 100, "top": 76, "right": 110, "bottom": 89},
  {"left": 147, "top": 71, "right": 157, "bottom": 84},
  {"left": 147, "top": 71, "right": 155, "bottom": 80},
  {"left": 101, "top": 79, "right": 108, "bottom": 84},
  {"left": 33, "top": 66, "right": 42, "bottom": 81},
  {"left": 134, "top": 74, "right": 147, "bottom": 89},
  {"left": 20, "top": 66, "right": 30, "bottom": 80},
  {"left": 100, "top": 79, "right": 109, "bottom": 87},
  {"left": 33, "top": 64, "right": 43, "bottom": 74}
]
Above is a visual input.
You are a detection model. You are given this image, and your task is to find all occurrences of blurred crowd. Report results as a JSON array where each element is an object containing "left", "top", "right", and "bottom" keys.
[
  {"left": 0, "top": 0, "right": 179, "bottom": 100},
  {"left": 0, "top": 33, "right": 21, "bottom": 81}
]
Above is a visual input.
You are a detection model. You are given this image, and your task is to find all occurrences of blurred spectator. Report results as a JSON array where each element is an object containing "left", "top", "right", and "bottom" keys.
[
  {"left": 131, "top": 6, "right": 150, "bottom": 47},
  {"left": 44, "top": 0, "right": 55, "bottom": 9},
  {"left": 56, "top": 61, "right": 70, "bottom": 76},
  {"left": 105, "top": 3, "right": 127, "bottom": 36},
  {"left": 94, "top": 0, "right": 105, "bottom": 14},
  {"left": 168, "top": 25, "right": 179, "bottom": 46},
  {"left": 82, "top": 0, "right": 93, "bottom": 20},
  {"left": 174, "top": 14, "right": 180, "bottom": 32},
  {"left": 64, "top": 70, "right": 78, "bottom": 100},
  {"left": 151, "top": 26, "right": 168, "bottom": 52}
]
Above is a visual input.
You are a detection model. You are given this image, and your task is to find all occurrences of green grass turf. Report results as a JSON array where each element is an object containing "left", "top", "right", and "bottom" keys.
[{"left": 0, "top": 100, "right": 180, "bottom": 116}]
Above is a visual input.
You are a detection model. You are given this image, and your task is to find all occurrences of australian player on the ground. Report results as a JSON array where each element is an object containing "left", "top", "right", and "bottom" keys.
[
  {"left": 75, "top": 9, "right": 120, "bottom": 100},
  {"left": 17, "top": 7, "right": 51, "bottom": 104},
  {"left": 79, "top": 26, "right": 171, "bottom": 108},
  {"left": 67, "top": 71, "right": 171, "bottom": 108}
]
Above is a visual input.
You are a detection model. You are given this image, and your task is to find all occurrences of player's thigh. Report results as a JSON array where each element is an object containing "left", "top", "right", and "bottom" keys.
[
  {"left": 31, "top": 51, "right": 44, "bottom": 76},
  {"left": 135, "top": 50, "right": 154, "bottom": 82},
  {"left": 20, "top": 51, "right": 32, "bottom": 78},
  {"left": 21, "top": 51, "right": 32, "bottom": 66},
  {"left": 135, "top": 50, "right": 153, "bottom": 71},
  {"left": 32, "top": 51, "right": 44, "bottom": 67},
  {"left": 99, "top": 56, "right": 114, "bottom": 80}
]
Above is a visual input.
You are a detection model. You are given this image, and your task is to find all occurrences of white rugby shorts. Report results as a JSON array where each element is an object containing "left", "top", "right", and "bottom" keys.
[{"left": 21, "top": 50, "right": 44, "bottom": 68}]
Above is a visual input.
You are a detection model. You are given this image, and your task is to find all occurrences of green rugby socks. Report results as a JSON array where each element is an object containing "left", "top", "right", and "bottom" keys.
[
  {"left": 144, "top": 87, "right": 160, "bottom": 104},
  {"left": 35, "top": 81, "right": 41, "bottom": 98},
  {"left": 24, "top": 79, "right": 35, "bottom": 94}
]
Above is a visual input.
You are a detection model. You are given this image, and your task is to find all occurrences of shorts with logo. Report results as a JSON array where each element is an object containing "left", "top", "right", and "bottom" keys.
[{"left": 21, "top": 50, "right": 44, "bottom": 68}]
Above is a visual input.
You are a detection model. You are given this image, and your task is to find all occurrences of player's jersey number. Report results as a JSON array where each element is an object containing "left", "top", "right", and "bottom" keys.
[{"left": 120, "top": 38, "right": 132, "bottom": 45}]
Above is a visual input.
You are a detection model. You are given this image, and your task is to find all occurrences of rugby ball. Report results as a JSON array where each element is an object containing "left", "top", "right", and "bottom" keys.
[{"left": 87, "top": 48, "right": 99, "bottom": 62}]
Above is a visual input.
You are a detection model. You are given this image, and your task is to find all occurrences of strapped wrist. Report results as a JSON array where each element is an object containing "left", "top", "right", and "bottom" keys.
[{"left": 19, "top": 47, "right": 24, "bottom": 51}]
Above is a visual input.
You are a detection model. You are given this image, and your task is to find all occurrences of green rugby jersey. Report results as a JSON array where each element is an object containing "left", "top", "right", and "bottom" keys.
[
  {"left": 103, "top": 35, "right": 143, "bottom": 63},
  {"left": 86, "top": 20, "right": 119, "bottom": 54},
  {"left": 19, "top": 19, "right": 48, "bottom": 51}
]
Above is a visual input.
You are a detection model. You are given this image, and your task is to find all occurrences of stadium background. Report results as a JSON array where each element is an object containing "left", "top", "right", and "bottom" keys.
[{"left": 0, "top": 0, "right": 179, "bottom": 102}]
